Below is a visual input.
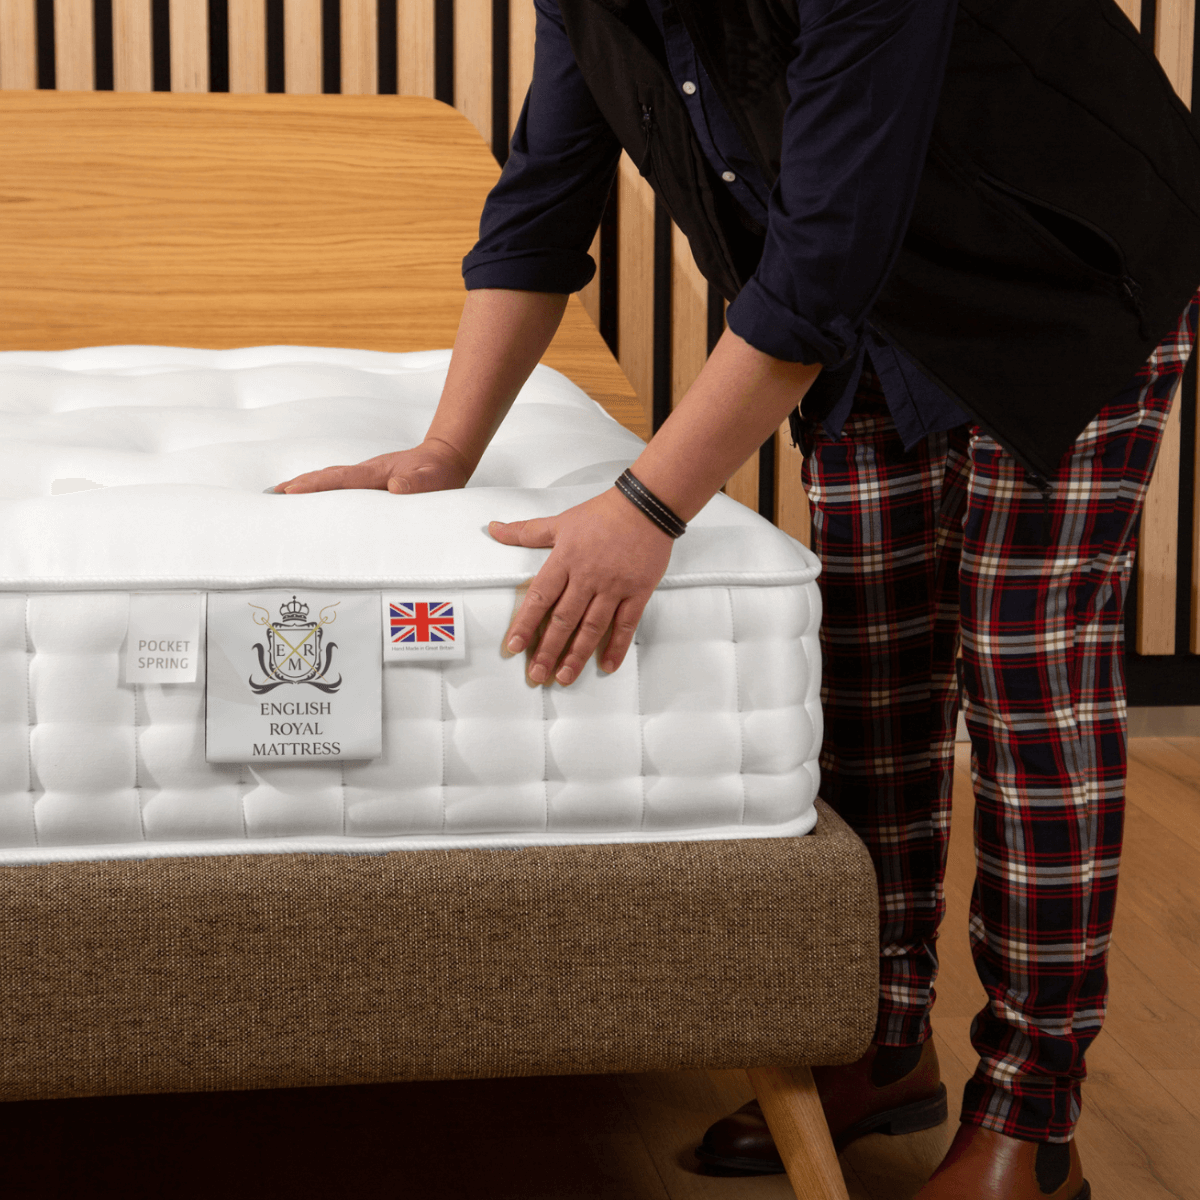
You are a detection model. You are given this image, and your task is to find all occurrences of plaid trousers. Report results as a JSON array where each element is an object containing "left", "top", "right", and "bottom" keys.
[{"left": 802, "top": 294, "right": 1198, "bottom": 1142}]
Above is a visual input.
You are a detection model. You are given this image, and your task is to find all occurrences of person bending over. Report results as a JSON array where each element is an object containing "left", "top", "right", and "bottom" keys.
[{"left": 275, "top": 2, "right": 1200, "bottom": 1195}]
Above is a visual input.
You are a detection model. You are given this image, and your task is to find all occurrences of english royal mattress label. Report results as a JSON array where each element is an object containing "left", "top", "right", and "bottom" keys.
[{"left": 205, "top": 590, "right": 382, "bottom": 762}]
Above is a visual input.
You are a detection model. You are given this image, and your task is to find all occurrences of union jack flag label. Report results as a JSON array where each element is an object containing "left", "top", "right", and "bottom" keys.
[{"left": 381, "top": 593, "right": 467, "bottom": 660}]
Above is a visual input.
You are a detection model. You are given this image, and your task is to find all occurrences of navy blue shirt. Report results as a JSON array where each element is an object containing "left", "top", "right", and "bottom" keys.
[{"left": 462, "top": 0, "right": 968, "bottom": 447}]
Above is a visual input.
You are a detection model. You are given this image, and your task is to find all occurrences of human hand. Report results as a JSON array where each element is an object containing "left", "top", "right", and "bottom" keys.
[
  {"left": 271, "top": 438, "right": 471, "bottom": 494},
  {"left": 489, "top": 488, "right": 673, "bottom": 685}
]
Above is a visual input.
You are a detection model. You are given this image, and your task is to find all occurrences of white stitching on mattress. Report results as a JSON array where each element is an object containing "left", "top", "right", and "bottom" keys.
[
  {"left": 238, "top": 760, "right": 248, "bottom": 839},
  {"left": 634, "top": 631, "right": 646, "bottom": 832},
  {"left": 729, "top": 587, "right": 746, "bottom": 828},
  {"left": 438, "top": 668, "right": 448, "bottom": 836},
  {"left": 540, "top": 682, "right": 549, "bottom": 833},
  {"left": 133, "top": 677, "right": 147, "bottom": 842},
  {"left": 24, "top": 594, "right": 39, "bottom": 848}
]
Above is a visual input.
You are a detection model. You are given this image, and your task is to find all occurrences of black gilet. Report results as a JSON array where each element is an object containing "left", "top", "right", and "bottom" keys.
[{"left": 556, "top": 0, "right": 1200, "bottom": 478}]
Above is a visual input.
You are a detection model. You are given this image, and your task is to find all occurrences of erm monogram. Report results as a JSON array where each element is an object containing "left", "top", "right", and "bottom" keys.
[{"left": 248, "top": 596, "right": 343, "bottom": 694}]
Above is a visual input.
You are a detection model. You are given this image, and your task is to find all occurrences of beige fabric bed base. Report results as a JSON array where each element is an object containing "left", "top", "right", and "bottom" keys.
[{"left": 0, "top": 800, "right": 878, "bottom": 1103}]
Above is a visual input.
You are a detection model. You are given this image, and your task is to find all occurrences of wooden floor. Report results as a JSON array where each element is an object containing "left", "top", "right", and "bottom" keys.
[{"left": 2, "top": 740, "right": 1197, "bottom": 1198}]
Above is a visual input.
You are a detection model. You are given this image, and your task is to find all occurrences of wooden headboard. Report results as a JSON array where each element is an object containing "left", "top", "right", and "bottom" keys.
[{"left": 0, "top": 88, "right": 645, "bottom": 436}]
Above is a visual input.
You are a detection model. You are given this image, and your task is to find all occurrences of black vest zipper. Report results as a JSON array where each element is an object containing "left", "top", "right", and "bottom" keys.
[
  {"left": 639, "top": 103, "right": 655, "bottom": 170},
  {"left": 1119, "top": 276, "right": 1148, "bottom": 337}
]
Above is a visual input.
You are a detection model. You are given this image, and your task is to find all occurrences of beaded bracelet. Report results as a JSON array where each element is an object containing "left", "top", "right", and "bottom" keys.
[{"left": 614, "top": 468, "right": 688, "bottom": 539}]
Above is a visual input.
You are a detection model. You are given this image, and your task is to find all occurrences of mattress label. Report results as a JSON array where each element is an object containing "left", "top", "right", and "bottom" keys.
[
  {"left": 125, "top": 593, "right": 202, "bottom": 684},
  {"left": 382, "top": 592, "right": 467, "bottom": 661},
  {"left": 205, "top": 590, "right": 382, "bottom": 762}
]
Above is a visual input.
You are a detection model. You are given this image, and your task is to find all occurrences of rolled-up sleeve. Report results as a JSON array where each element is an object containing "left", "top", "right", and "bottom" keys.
[
  {"left": 726, "top": 0, "right": 957, "bottom": 366},
  {"left": 461, "top": 0, "right": 622, "bottom": 294}
]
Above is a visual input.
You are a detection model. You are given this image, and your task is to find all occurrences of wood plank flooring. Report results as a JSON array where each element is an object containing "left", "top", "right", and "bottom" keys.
[{"left": 2, "top": 739, "right": 1197, "bottom": 1198}]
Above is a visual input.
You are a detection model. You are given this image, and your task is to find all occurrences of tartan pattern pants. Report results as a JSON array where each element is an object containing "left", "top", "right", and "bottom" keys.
[{"left": 802, "top": 295, "right": 1198, "bottom": 1142}]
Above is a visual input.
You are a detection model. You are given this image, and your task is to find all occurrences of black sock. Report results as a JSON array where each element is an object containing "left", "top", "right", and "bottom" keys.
[
  {"left": 869, "top": 1042, "right": 924, "bottom": 1087},
  {"left": 1035, "top": 1141, "right": 1071, "bottom": 1193}
]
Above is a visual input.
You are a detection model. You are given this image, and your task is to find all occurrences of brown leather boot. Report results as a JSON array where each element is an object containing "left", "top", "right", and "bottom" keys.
[
  {"left": 915, "top": 1123, "right": 1089, "bottom": 1198},
  {"left": 695, "top": 1040, "right": 948, "bottom": 1174}
]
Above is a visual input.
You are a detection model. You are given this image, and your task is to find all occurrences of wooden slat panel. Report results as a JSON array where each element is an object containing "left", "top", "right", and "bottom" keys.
[
  {"left": 775, "top": 423, "right": 811, "bottom": 548},
  {"left": 454, "top": 0, "right": 491, "bottom": 146},
  {"left": 228, "top": 0, "right": 266, "bottom": 93},
  {"left": 113, "top": 0, "right": 153, "bottom": 91},
  {"left": 1157, "top": 0, "right": 1195, "bottom": 102},
  {"left": 1138, "top": 376, "right": 1185, "bottom": 653},
  {"left": 1137, "top": 3, "right": 1194, "bottom": 654},
  {"left": 669, "top": 221, "right": 706, "bottom": 409},
  {"left": 284, "top": 0, "right": 322, "bottom": 95},
  {"left": 169, "top": 0, "right": 209, "bottom": 93},
  {"left": 0, "top": 0, "right": 36, "bottom": 89},
  {"left": 667, "top": 229, "right": 762, "bottom": 509},
  {"left": 545, "top": 299, "right": 647, "bottom": 441},
  {"left": 397, "top": 0, "right": 434, "bottom": 97},
  {"left": 509, "top": 0, "right": 535, "bottom": 135},
  {"left": 725, "top": 453, "right": 759, "bottom": 512},
  {"left": 1114, "top": 0, "right": 1141, "bottom": 28},
  {"left": 0, "top": 0, "right": 37, "bottom": 89},
  {"left": 617, "top": 152, "right": 655, "bottom": 430},
  {"left": 341, "top": 0, "right": 377, "bottom": 95},
  {"left": 579, "top": 227, "right": 601, "bottom": 330},
  {"left": 1192, "top": 371, "right": 1200, "bottom": 651},
  {"left": 54, "top": 0, "right": 94, "bottom": 90}
]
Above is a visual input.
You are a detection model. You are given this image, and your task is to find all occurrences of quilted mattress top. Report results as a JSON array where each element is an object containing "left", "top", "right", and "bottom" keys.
[{"left": 0, "top": 345, "right": 819, "bottom": 592}]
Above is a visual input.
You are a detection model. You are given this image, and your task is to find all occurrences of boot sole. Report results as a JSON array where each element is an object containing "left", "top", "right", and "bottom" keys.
[
  {"left": 834, "top": 1083, "right": 949, "bottom": 1150},
  {"left": 694, "top": 1084, "right": 950, "bottom": 1175}
]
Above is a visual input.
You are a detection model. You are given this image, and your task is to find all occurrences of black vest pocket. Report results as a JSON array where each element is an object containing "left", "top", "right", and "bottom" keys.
[{"left": 975, "top": 171, "right": 1127, "bottom": 281}]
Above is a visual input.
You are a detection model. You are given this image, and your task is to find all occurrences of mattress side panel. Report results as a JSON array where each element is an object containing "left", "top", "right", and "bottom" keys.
[{"left": 12, "top": 583, "right": 821, "bottom": 856}]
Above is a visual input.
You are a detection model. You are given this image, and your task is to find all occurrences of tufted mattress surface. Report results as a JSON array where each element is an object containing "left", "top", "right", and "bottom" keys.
[{"left": 0, "top": 347, "right": 822, "bottom": 863}]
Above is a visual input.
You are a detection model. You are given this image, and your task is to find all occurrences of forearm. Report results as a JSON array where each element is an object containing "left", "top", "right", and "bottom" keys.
[
  {"left": 426, "top": 288, "right": 569, "bottom": 476},
  {"left": 629, "top": 327, "right": 822, "bottom": 522}
]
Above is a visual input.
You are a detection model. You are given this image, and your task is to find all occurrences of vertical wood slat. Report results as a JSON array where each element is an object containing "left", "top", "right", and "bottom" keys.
[
  {"left": 285, "top": 0, "right": 322, "bottom": 94},
  {"left": 54, "top": 0, "right": 94, "bottom": 89},
  {"left": 667, "top": 221, "right": 761, "bottom": 509},
  {"left": 1137, "top": 0, "right": 1195, "bottom": 653},
  {"left": 579, "top": 228, "right": 602, "bottom": 330},
  {"left": 510, "top": 0, "right": 535, "bottom": 133},
  {"left": 169, "top": 0, "right": 209, "bottom": 92},
  {"left": 617, "top": 153, "right": 656, "bottom": 431},
  {"left": 340, "top": 0, "right": 377, "bottom": 94},
  {"left": 0, "top": 0, "right": 37, "bottom": 89},
  {"left": 228, "top": 0, "right": 266, "bottom": 92},
  {"left": 670, "top": 222, "right": 706, "bottom": 408},
  {"left": 113, "top": 0, "right": 153, "bottom": 91},
  {"left": 397, "top": 0, "right": 434, "bottom": 97},
  {"left": 1114, "top": 0, "right": 1141, "bottom": 28},
  {"left": 775, "top": 423, "right": 811, "bottom": 548},
  {"left": 1192, "top": 370, "right": 1200, "bottom": 650},
  {"left": 1157, "top": 0, "right": 1195, "bottom": 99},
  {"left": 454, "top": 0, "right": 491, "bottom": 145},
  {"left": 725, "top": 449, "right": 759, "bottom": 512},
  {"left": 1139, "top": 374, "right": 1185, "bottom": 652}
]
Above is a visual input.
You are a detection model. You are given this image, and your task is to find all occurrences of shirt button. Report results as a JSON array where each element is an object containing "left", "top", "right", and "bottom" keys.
[
  {"left": 681, "top": 81, "right": 697, "bottom": 95},
  {"left": 721, "top": 170, "right": 736, "bottom": 183}
]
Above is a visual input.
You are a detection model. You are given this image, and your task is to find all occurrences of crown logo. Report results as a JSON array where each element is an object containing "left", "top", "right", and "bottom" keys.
[{"left": 279, "top": 595, "right": 310, "bottom": 623}]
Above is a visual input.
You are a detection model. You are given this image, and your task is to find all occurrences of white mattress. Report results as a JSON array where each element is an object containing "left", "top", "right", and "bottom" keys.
[{"left": 0, "top": 346, "right": 822, "bottom": 864}]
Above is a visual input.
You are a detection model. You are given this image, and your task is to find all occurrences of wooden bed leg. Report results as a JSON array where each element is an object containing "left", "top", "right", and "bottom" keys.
[{"left": 747, "top": 1065, "right": 850, "bottom": 1200}]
